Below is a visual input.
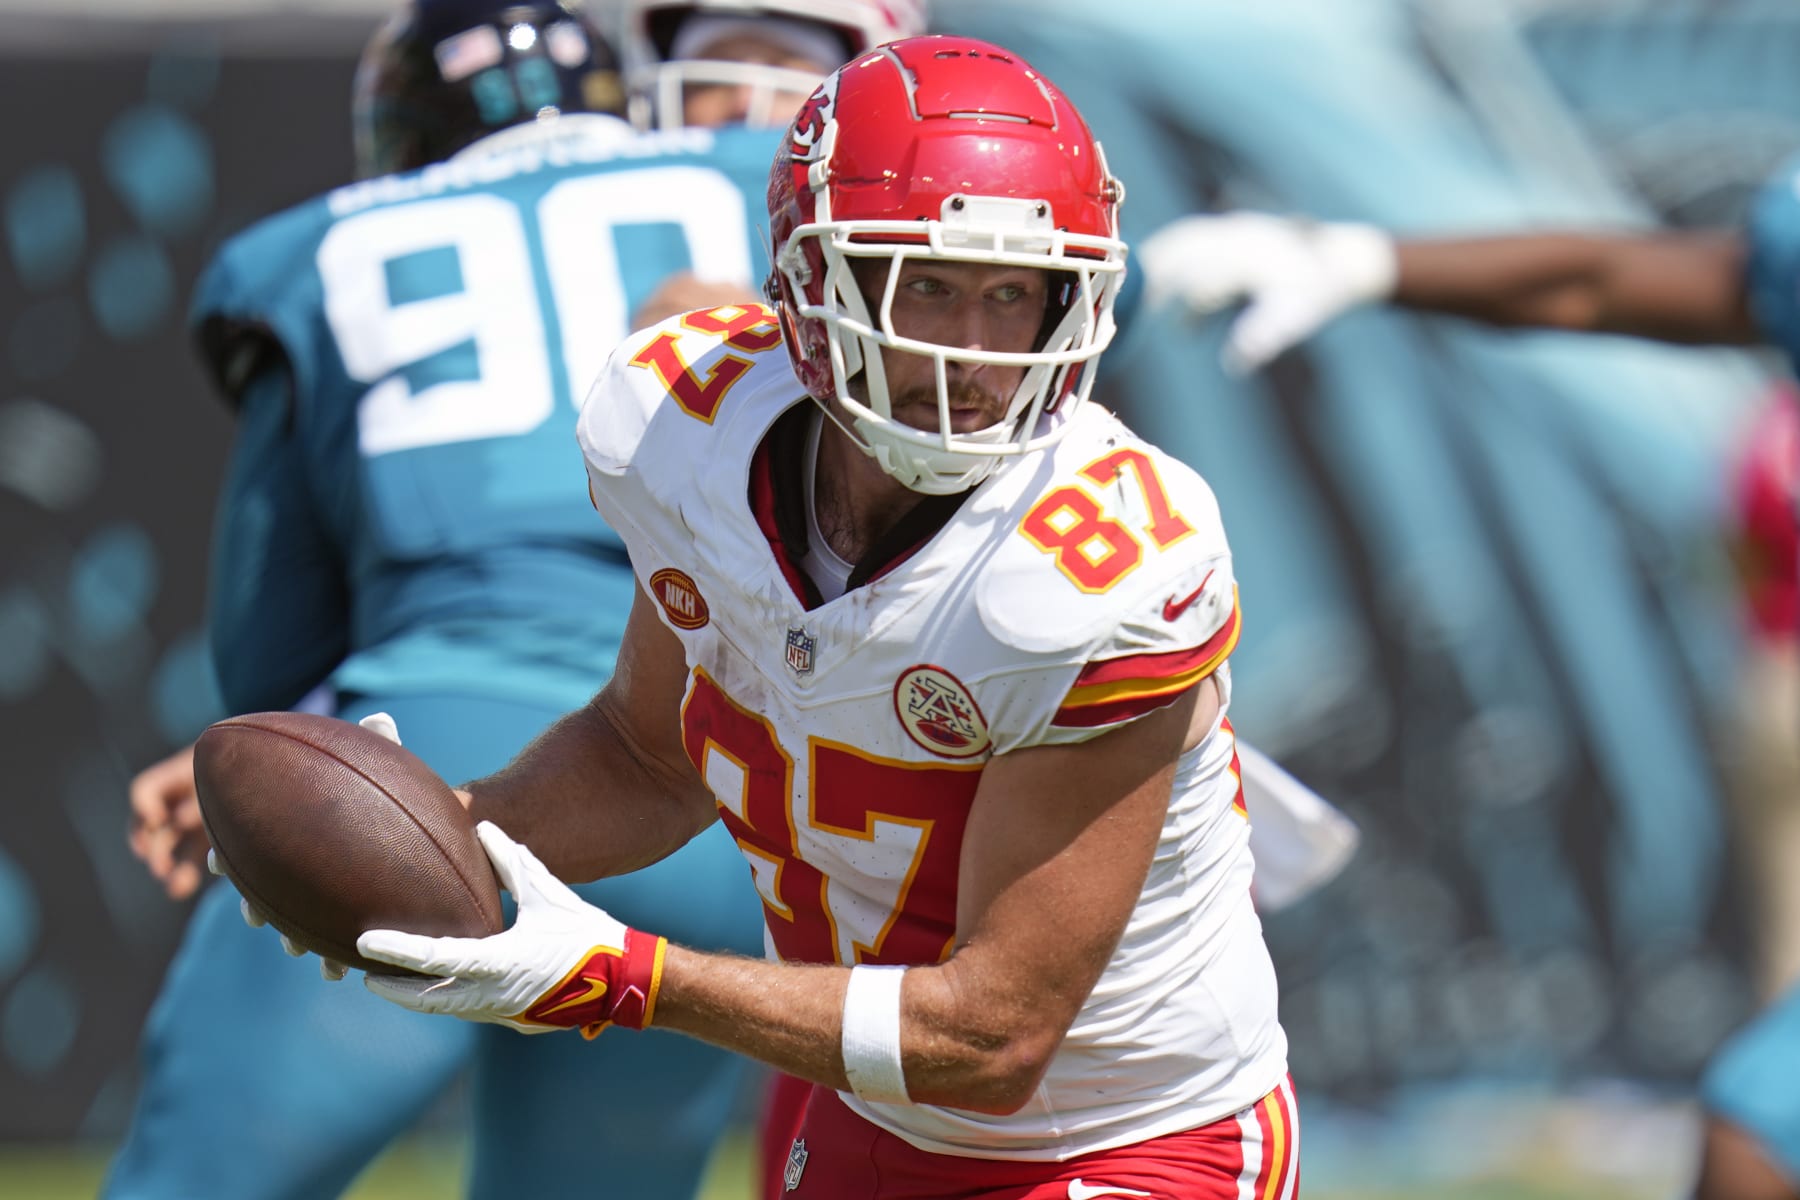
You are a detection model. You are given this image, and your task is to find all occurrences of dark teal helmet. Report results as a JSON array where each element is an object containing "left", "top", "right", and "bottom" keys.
[{"left": 352, "top": 0, "right": 626, "bottom": 179}]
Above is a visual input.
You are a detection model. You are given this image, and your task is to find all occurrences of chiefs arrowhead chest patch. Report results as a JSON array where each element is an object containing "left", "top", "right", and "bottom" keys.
[{"left": 893, "top": 665, "right": 991, "bottom": 759}]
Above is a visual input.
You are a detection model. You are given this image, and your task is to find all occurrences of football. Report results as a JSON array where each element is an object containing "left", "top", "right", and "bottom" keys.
[{"left": 193, "top": 711, "right": 506, "bottom": 974}]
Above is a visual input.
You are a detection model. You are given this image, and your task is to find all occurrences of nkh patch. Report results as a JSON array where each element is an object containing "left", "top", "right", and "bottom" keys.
[
  {"left": 785, "top": 626, "right": 816, "bottom": 677},
  {"left": 649, "top": 567, "right": 709, "bottom": 630},
  {"left": 783, "top": 1137, "right": 809, "bottom": 1191},
  {"left": 893, "top": 665, "right": 991, "bottom": 758}
]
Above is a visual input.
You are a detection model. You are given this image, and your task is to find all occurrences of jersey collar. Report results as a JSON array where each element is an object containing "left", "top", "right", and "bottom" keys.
[{"left": 749, "top": 400, "right": 972, "bottom": 610}]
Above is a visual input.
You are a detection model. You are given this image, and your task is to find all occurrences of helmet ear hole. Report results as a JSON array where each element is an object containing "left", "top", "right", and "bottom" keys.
[{"left": 1033, "top": 270, "right": 1081, "bottom": 353}]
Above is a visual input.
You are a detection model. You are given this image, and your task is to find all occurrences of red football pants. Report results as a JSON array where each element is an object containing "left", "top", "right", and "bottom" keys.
[{"left": 769, "top": 1076, "right": 1300, "bottom": 1199}]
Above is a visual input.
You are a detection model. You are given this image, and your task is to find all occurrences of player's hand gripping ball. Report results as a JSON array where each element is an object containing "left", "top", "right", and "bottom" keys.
[{"left": 193, "top": 711, "right": 504, "bottom": 974}]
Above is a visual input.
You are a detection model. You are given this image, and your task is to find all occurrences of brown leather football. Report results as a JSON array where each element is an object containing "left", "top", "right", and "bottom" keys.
[{"left": 193, "top": 711, "right": 505, "bottom": 974}]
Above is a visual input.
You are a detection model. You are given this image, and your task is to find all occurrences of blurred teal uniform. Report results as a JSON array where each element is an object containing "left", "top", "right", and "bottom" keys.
[
  {"left": 105, "top": 117, "right": 773, "bottom": 1200},
  {"left": 1698, "top": 156, "right": 1800, "bottom": 1184},
  {"left": 1745, "top": 155, "right": 1800, "bottom": 370}
]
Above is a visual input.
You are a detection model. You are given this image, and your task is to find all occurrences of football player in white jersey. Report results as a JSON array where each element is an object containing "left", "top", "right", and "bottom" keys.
[{"left": 306, "top": 34, "right": 1299, "bottom": 1198}]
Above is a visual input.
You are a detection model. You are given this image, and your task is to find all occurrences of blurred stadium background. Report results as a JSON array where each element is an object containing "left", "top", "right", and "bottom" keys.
[{"left": 4, "top": 0, "right": 1800, "bottom": 1196}]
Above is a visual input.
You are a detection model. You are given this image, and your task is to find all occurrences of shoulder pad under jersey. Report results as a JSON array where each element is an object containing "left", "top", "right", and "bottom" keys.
[
  {"left": 975, "top": 405, "right": 1239, "bottom": 669},
  {"left": 578, "top": 302, "right": 790, "bottom": 475},
  {"left": 190, "top": 197, "right": 336, "bottom": 406}
]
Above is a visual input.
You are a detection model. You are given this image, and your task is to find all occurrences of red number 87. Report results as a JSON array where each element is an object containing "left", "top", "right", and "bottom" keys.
[
  {"left": 1019, "top": 447, "right": 1193, "bottom": 592},
  {"left": 628, "top": 304, "right": 783, "bottom": 424},
  {"left": 679, "top": 670, "right": 982, "bottom": 966}
]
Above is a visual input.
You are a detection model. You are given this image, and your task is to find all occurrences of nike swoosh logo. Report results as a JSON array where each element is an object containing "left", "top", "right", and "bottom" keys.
[
  {"left": 538, "top": 975, "right": 608, "bottom": 1018},
  {"left": 1162, "top": 569, "right": 1215, "bottom": 622},
  {"left": 1067, "top": 1181, "right": 1152, "bottom": 1200}
]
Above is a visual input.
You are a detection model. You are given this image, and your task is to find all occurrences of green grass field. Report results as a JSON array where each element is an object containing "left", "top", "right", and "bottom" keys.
[
  {"left": 0, "top": 1134, "right": 752, "bottom": 1200},
  {"left": 0, "top": 1133, "right": 1674, "bottom": 1200}
]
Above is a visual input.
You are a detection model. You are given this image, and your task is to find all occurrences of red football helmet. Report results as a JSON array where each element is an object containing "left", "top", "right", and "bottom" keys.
[{"left": 766, "top": 35, "right": 1127, "bottom": 494}]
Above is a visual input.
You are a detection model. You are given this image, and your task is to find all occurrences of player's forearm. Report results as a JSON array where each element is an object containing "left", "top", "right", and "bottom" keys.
[
  {"left": 653, "top": 950, "right": 855, "bottom": 1092},
  {"left": 650, "top": 947, "right": 1065, "bottom": 1115},
  {"left": 1393, "top": 230, "right": 1760, "bottom": 345},
  {"left": 465, "top": 697, "right": 713, "bottom": 882}
]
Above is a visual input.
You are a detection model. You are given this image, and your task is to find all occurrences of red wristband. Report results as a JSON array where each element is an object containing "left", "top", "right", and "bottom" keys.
[
  {"left": 519, "top": 928, "right": 668, "bottom": 1038},
  {"left": 606, "top": 927, "right": 668, "bottom": 1032}
]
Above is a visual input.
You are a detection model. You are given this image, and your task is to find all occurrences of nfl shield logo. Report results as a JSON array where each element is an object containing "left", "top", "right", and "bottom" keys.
[
  {"left": 783, "top": 1138, "right": 808, "bottom": 1191},
  {"left": 785, "top": 627, "right": 816, "bottom": 677}
]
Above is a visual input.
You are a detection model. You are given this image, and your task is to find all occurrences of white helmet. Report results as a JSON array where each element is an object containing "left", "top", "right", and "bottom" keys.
[{"left": 616, "top": 0, "right": 924, "bottom": 131}]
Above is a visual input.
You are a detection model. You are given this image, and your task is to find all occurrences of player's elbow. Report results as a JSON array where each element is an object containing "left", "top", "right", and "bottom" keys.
[
  {"left": 953, "top": 1033, "right": 1060, "bottom": 1114},
  {"left": 908, "top": 1010, "right": 1063, "bottom": 1114},
  {"left": 210, "top": 626, "right": 339, "bottom": 717},
  {"left": 901, "top": 953, "right": 1093, "bottom": 1112}
]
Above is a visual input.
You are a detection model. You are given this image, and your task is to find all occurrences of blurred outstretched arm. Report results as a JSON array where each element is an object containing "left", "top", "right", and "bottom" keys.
[
  {"left": 1140, "top": 213, "right": 1760, "bottom": 372},
  {"left": 1389, "top": 229, "right": 1758, "bottom": 345}
]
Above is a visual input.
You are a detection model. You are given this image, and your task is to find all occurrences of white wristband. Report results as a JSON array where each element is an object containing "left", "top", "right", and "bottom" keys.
[{"left": 840, "top": 965, "right": 910, "bottom": 1105}]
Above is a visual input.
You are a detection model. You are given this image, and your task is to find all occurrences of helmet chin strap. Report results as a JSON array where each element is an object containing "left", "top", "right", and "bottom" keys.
[
  {"left": 853, "top": 409, "right": 1009, "bottom": 495},
  {"left": 812, "top": 395, "right": 918, "bottom": 486},
  {"left": 811, "top": 393, "right": 1004, "bottom": 496}
]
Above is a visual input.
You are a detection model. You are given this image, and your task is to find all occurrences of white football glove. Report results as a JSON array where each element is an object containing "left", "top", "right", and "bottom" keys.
[
  {"left": 1138, "top": 212, "right": 1398, "bottom": 374},
  {"left": 356, "top": 710, "right": 401, "bottom": 746},
  {"left": 217, "top": 710, "right": 404, "bottom": 981},
  {"left": 359, "top": 821, "right": 666, "bottom": 1038}
]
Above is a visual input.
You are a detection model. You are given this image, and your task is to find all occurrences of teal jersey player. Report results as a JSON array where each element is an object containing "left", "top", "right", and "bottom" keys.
[
  {"left": 109, "top": 2, "right": 929, "bottom": 1196},
  {"left": 105, "top": 13, "right": 780, "bottom": 1196},
  {"left": 1697, "top": 154, "right": 1800, "bottom": 1200},
  {"left": 1745, "top": 154, "right": 1800, "bottom": 374},
  {"left": 195, "top": 118, "right": 776, "bottom": 716}
]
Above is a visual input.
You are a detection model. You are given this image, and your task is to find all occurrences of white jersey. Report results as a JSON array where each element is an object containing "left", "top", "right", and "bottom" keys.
[{"left": 578, "top": 306, "right": 1288, "bottom": 1160}]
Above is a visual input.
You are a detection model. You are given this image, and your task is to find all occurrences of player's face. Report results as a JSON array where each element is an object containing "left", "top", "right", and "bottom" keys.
[
  {"left": 850, "top": 258, "right": 1050, "bottom": 435},
  {"left": 680, "top": 32, "right": 833, "bottom": 128}
]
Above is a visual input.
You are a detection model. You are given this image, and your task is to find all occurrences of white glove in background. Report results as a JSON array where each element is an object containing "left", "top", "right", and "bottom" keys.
[
  {"left": 1138, "top": 213, "right": 1398, "bottom": 374},
  {"left": 359, "top": 821, "right": 633, "bottom": 1034}
]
